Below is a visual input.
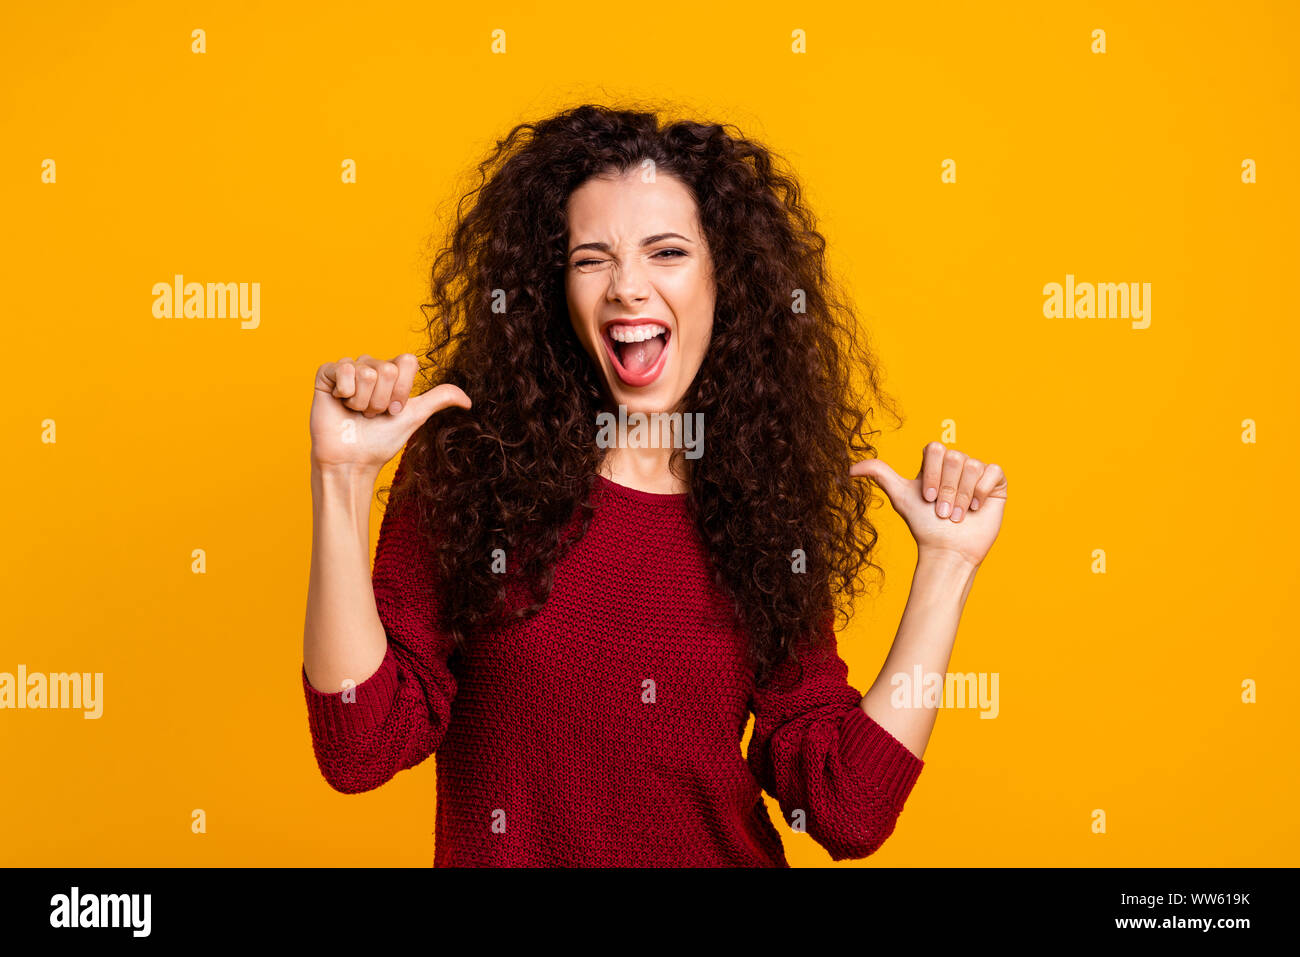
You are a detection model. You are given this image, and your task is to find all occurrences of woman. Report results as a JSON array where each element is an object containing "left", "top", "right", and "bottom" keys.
[{"left": 301, "top": 103, "right": 1006, "bottom": 867}]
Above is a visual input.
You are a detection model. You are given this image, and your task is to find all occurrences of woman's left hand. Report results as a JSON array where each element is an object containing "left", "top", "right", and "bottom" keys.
[{"left": 850, "top": 442, "right": 1007, "bottom": 568}]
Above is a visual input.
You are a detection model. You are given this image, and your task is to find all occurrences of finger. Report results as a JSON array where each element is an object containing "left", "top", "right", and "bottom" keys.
[
  {"left": 920, "top": 441, "right": 946, "bottom": 502},
  {"left": 970, "top": 463, "right": 1006, "bottom": 511},
  {"left": 935, "top": 448, "right": 966, "bottom": 519},
  {"left": 849, "top": 457, "right": 906, "bottom": 505},
  {"left": 950, "top": 459, "right": 983, "bottom": 522},
  {"left": 346, "top": 357, "right": 378, "bottom": 413},
  {"left": 330, "top": 358, "right": 356, "bottom": 399},
  {"left": 365, "top": 360, "right": 401, "bottom": 417},
  {"left": 405, "top": 382, "right": 473, "bottom": 422},
  {"left": 315, "top": 361, "right": 339, "bottom": 395},
  {"left": 388, "top": 354, "right": 419, "bottom": 414}
]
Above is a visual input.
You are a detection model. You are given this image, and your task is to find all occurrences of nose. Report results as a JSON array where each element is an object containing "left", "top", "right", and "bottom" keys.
[{"left": 605, "top": 256, "right": 651, "bottom": 306}]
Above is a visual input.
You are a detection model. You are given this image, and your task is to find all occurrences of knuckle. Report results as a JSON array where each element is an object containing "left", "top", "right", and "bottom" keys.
[{"left": 925, "top": 441, "right": 946, "bottom": 454}]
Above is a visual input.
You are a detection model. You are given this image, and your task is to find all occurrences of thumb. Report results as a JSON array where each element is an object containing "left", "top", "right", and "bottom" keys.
[
  {"left": 403, "top": 383, "right": 472, "bottom": 424},
  {"left": 850, "top": 457, "right": 908, "bottom": 506}
]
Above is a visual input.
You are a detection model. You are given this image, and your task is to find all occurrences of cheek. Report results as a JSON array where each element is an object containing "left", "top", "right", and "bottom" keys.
[
  {"left": 684, "top": 321, "right": 712, "bottom": 371},
  {"left": 566, "top": 281, "right": 598, "bottom": 355},
  {"left": 666, "top": 275, "right": 714, "bottom": 365},
  {"left": 681, "top": 295, "right": 714, "bottom": 371}
]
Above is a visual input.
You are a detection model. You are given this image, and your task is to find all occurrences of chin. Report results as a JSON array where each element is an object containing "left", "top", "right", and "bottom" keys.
[{"left": 604, "top": 382, "right": 682, "bottom": 417}]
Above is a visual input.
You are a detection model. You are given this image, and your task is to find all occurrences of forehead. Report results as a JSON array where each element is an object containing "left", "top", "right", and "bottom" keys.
[{"left": 565, "top": 170, "right": 699, "bottom": 235}]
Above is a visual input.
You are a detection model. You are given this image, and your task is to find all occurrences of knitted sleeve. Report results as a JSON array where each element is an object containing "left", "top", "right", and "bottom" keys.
[
  {"left": 746, "top": 618, "right": 924, "bottom": 860},
  {"left": 300, "top": 451, "right": 458, "bottom": 794}
]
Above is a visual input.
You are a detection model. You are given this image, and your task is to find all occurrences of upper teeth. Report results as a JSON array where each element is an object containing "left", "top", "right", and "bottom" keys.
[{"left": 609, "top": 325, "right": 667, "bottom": 343}]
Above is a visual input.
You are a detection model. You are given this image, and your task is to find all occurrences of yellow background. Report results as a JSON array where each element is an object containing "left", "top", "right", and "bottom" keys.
[{"left": 1, "top": 0, "right": 1296, "bottom": 866}]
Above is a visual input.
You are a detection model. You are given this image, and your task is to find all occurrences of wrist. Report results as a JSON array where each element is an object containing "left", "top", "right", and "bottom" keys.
[
  {"left": 311, "top": 458, "right": 381, "bottom": 481},
  {"left": 914, "top": 547, "right": 981, "bottom": 608},
  {"left": 917, "top": 546, "right": 980, "bottom": 575},
  {"left": 311, "top": 460, "right": 380, "bottom": 499}
]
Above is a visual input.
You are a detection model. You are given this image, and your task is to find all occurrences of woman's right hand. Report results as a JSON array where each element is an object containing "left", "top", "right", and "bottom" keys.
[{"left": 310, "top": 353, "right": 471, "bottom": 471}]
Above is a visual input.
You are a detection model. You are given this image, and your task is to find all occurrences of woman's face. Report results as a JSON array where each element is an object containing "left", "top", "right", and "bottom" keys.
[{"left": 564, "top": 168, "right": 715, "bottom": 415}]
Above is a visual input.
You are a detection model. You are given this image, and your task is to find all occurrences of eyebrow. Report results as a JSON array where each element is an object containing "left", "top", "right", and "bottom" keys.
[{"left": 567, "top": 232, "right": 693, "bottom": 257}]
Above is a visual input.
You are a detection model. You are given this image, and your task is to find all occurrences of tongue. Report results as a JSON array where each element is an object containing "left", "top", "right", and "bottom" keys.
[{"left": 620, "top": 335, "right": 665, "bottom": 375}]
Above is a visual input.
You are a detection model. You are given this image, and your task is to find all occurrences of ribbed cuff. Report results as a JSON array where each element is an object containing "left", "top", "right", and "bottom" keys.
[
  {"left": 301, "top": 643, "right": 401, "bottom": 741},
  {"left": 839, "top": 705, "right": 925, "bottom": 810}
]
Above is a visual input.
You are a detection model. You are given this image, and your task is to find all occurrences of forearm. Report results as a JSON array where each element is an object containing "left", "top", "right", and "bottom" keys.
[
  {"left": 859, "top": 549, "right": 979, "bottom": 759},
  {"left": 302, "top": 462, "right": 389, "bottom": 692}
]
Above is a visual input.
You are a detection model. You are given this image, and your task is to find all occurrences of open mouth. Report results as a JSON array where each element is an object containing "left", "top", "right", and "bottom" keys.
[{"left": 601, "top": 321, "right": 671, "bottom": 387}]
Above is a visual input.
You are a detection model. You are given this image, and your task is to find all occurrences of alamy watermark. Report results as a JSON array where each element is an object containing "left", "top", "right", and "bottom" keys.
[
  {"left": 1043, "top": 273, "right": 1150, "bottom": 329},
  {"left": 50, "top": 886, "right": 150, "bottom": 937},
  {"left": 890, "top": 665, "right": 999, "bottom": 718},
  {"left": 152, "top": 274, "right": 260, "bottom": 329},
  {"left": 595, "top": 405, "right": 704, "bottom": 460},
  {"left": 1, "top": 665, "right": 103, "bottom": 718}
]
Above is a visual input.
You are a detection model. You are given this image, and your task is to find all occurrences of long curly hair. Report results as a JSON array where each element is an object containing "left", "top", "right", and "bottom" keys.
[{"left": 385, "top": 101, "right": 903, "bottom": 687}]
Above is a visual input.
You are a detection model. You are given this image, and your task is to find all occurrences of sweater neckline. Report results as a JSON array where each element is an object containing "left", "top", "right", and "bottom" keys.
[{"left": 595, "top": 474, "right": 688, "bottom": 504}]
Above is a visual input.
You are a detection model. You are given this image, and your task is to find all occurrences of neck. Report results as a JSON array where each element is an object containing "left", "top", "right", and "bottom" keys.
[{"left": 598, "top": 444, "right": 687, "bottom": 494}]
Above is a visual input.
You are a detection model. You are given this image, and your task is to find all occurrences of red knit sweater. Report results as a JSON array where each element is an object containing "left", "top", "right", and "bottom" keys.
[{"left": 301, "top": 462, "right": 925, "bottom": 866}]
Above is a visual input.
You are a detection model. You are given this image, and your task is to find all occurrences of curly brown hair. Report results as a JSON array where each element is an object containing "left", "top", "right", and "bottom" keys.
[{"left": 385, "top": 101, "right": 903, "bottom": 687}]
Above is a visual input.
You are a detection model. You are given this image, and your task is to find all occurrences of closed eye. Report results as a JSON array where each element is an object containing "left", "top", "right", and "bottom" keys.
[{"left": 572, "top": 248, "right": 687, "bottom": 269}]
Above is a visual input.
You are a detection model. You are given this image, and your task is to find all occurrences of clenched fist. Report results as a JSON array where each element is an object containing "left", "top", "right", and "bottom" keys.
[{"left": 310, "top": 352, "right": 471, "bottom": 470}]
